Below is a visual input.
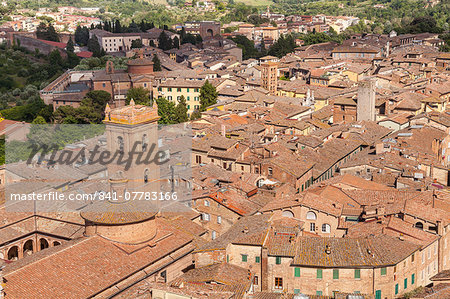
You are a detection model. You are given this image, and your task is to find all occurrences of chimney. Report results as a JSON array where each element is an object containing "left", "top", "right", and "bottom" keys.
[{"left": 221, "top": 124, "right": 226, "bottom": 137}]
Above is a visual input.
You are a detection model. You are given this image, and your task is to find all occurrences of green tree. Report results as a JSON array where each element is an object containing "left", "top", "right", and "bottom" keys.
[
  {"left": 31, "top": 115, "right": 47, "bottom": 124},
  {"left": 66, "top": 36, "right": 75, "bottom": 53},
  {"left": 126, "top": 87, "right": 150, "bottom": 105},
  {"left": 156, "top": 97, "right": 176, "bottom": 124},
  {"left": 174, "top": 95, "right": 188, "bottom": 123},
  {"left": 190, "top": 109, "right": 201, "bottom": 120},
  {"left": 131, "top": 39, "right": 143, "bottom": 48},
  {"left": 75, "top": 26, "right": 89, "bottom": 46},
  {"left": 158, "top": 31, "right": 173, "bottom": 51},
  {"left": 199, "top": 80, "right": 218, "bottom": 111},
  {"left": 87, "top": 35, "right": 102, "bottom": 57},
  {"left": 152, "top": 54, "right": 162, "bottom": 71},
  {"left": 36, "top": 23, "right": 60, "bottom": 42}
]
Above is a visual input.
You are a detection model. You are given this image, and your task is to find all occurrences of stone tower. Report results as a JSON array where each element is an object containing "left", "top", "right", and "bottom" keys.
[
  {"left": 357, "top": 79, "right": 376, "bottom": 122},
  {"left": 103, "top": 99, "right": 161, "bottom": 194},
  {"left": 80, "top": 100, "right": 161, "bottom": 245},
  {"left": 261, "top": 62, "right": 278, "bottom": 95}
]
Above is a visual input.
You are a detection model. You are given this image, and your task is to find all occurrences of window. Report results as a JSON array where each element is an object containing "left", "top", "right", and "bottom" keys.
[
  {"left": 217, "top": 216, "right": 221, "bottom": 224},
  {"left": 404, "top": 278, "right": 407, "bottom": 289},
  {"left": 381, "top": 267, "right": 387, "bottom": 276},
  {"left": 241, "top": 254, "right": 248, "bottom": 262},
  {"left": 195, "top": 155, "right": 202, "bottom": 164},
  {"left": 317, "top": 269, "right": 323, "bottom": 279},
  {"left": 158, "top": 87, "right": 162, "bottom": 92},
  {"left": 412, "top": 273, "right": 415, "bottom": 285},
  {"left": 255, "top": 256, "right": 260, "bottom": 263},
  {"left": 253, "top": 276, "right": 258, "bottom": 285},
  {"left": 202, "top": 213, "right": 210, "bottom": 221},
  {"left": 177, "top": 88, "right": 181, "bottom": 92},
  {"left": 168, "top": 96, "right": 172, "bottom": 100},
  {"left": 117, "top": 136, "right": 124, "bottom": 153},
  {"left": 310, "top": 223, "right": 316, "bottom": 232},
  {"left": 412, "top": 253, "right": 415, "bottom": 263},
  {"left": 395, "top": 284, "right": 399, "bottom": 295},
  {"left": 294, "top": 289, "right": 300, "bottom": 294},
  {"left": 102, "top": 83, "right": 106, "bottom": 87},
  {"left": 276, "top": 256, "right": 281, "bottom": 264},
  {"left": 204, "top": 200, "right": 210, "bottom": 207},
  {"left": 168, "top": 88, "right": 172, "bottom": 92},
  {"left": 294, "top": 267, "right": 300, "bottom": 277},
  {"left": 316, "top": 291, "right": 322, "bottom": 296},
  {"left": 354, "top": 269, "right": 360, "bottom": 279},
  {"left": 274, "top": 277, "right": 283, "bottom": 289},
  {"left": 187, "top": 96, "right": 190, "bottom": 101},
  {"left": 211, "top": 231, "right": 216, "bottom": 240},
  {"left": 187, "top": 88, "right": 190, "bottom": 92},
  {"left": 333, "top": 269, "right": 339, "bottom": 279},
  {"left": 144, "top": 169, "right": 149, "bottom": 183},
  {"left": 376, "top": 290, "right": 381, "bottom": 299},
  {"left": 322, "top": 224, "right": 331, "bottom": 233},
  {"left": 306, "top": 211, "right": 317, "bottom": 220},
  {"left": 268, "top": 167, "right": 273, "bottom": 176}
]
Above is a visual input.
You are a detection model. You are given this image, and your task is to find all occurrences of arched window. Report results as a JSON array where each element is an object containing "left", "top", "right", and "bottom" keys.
[
  {"left": 142, "top": 134, "right": 148, "bottom": 152},
  {"left": 53, "top": 241, "right": 61, "bottom": 246},
  {"left": 306, "top": 211, "right": 317, "bottom": 220},
  {"left": 282, "top": 210, "right": 294, "bottom": 218},
  {"left": 257, "top": 178, "right": 264, "bottom": 187},
  {"left": 7, "top": 246, "right": 19, "bottom": 260},
  {"left": 117, "top": 136, "right": 124, "bottom": 153},
  {"left": 40, "top": 238, "right": 49, "bottom": 250},
  {"left": 415, "top": 222, "right": 424, "bottom": 230},
  {"left": 322, "top": 224, "right": 331, "bottom": 233},
  {"left": 23, "top": 240, "right": 33, "bottom": 256},
  {"left": 144, "top": 169, "right": 149, "bottom": 183}
]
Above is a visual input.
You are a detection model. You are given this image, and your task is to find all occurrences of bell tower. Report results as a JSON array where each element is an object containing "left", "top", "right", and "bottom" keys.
[{"left": 103, "top": 99, "right": 161, "bottom": 194}]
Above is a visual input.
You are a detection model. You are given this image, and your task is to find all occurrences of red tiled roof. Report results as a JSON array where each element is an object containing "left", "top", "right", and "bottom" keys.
[
  {"left": 37, "top": 39, "right": 66, "bottom": 49},
  {"left": 76, "top": 51, "right": 93, "bottom": 58}
]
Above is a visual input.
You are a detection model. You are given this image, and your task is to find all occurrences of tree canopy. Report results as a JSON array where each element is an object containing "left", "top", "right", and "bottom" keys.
[{"left": 199, "top": 80, "right": 218, "bottom": 111}]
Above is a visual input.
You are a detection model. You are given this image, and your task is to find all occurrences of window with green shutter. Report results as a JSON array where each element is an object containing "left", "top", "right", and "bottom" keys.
[
  {"left": 187, "top": 88, "right": 190, "bottom": 92},
  {"left": 294, "top": 267, "right": 300, "bottom": 277},
  {"left": 376, "top": 290, "right": 381, "bottom": 299},
  {"left": 294, "top": 289, "right": 300, "bottom": 294},
  {"left": 255, "top": 256, "right": 260, "bottom": 263},
  {"left": 275, "top": 256, "right": 281, "bottom": 264},
  {"left": 412, "top": 273, "right": 415, "bottom": 285},
  {"left": 316, "top": 291, "right": 322, "bottom": 296},
  {"left": 241, "top": 254, "right": 247, "bottom": 262},
  {"left": 381, "top": 267, "right": 387, "bottom": 276},
  {"left": 333, "top": 269, "right": 339, "bottom": 279},
  {"left": 227, "top": 255, "right": 229, "bottom": 263},
  {"left": 317, "top": 269, "right": 322, "bottom": 279},
  {"left": 354, "top": 269, "right": 360, "bottom": 279},
  {"left": 404, "top": 278, "right": 407, "bottom": 289},
  {"left": 395, "top": 284, "right": 399, "bottom": 295}
]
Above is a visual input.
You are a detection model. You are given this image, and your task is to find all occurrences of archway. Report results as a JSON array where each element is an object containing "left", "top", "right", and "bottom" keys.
[
  {"left": 23, "top": 239, "right": 34, "bottom": 256},
  {"left": 40, "top": 238, "right": 49, "bottom": 250},
  {"left": 53, "top": 241, "right": 61, "bottom": 246},
  {"left": 7, "top": 246, "right": 19, "bottom": 260},
  {"left": 415, "top": 222, "right": 424, "bottom": 230},
  {"left": 306, "top": 211, "right": 317, "bottom": 220},
  {"left": 206, "top": 29, "right": 214, "bottom": 37},
  {"left": 282, "top": 210, "right": 294, "bottom": 218}
]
